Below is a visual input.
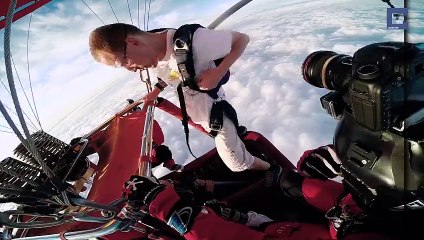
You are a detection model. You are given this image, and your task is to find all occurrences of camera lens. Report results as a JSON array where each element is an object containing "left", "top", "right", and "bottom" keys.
[{"left": 302, "top": 51, "right": 352, "bottom": 91}]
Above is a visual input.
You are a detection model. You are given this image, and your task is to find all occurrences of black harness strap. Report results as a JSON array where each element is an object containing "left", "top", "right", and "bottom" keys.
[
  {"left": 173, "top": 24, "right": 243, "bottom": 158},
  {"left": 173, "top": 24, "right": 203, "bottom": 91},
  {"left": 209, "top": 100, "right": 240, "bottom": 137},
  {"left": 177, "top": 84, "right": 196, "bottom": 158}
]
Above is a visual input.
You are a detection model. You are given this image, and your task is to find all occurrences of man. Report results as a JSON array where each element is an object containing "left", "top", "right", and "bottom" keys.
[{"left": 88, "top": 23, "right": 271, "bottom": 172}]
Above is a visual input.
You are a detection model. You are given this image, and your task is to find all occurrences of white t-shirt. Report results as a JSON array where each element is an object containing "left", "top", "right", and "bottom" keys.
[{"left": 155, "top": 28, "right": 233, "bottom": 131}]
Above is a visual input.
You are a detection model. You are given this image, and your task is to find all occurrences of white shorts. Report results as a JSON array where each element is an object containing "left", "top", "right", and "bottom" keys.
[{"left": 214, "top": 115, "right": 255, "bottom": 172}]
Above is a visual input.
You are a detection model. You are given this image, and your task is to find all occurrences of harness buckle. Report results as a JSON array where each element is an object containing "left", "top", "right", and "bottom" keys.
[
  {"left": 208, "top": 123, "right": 223, "bottom": 138},
  {"left": 210, "top": 123, "right": 222, "bottom": 132}
]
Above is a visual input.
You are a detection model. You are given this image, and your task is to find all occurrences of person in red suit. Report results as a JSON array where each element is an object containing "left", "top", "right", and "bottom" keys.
[{"left": 122, "top": 143, "right": 407, "bottom": 240}]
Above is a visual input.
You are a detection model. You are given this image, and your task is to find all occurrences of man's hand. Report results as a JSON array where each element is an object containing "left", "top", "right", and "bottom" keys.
[
  {"left": 141, "top": 88, "right": 161, "bottom": 111},
  {"left": 123, "top": 175, "right": 166, "bottom": 208},
  {"left": 196, "top": 68, "right": 225, "bottom": 90},
  {"left": 142, "top": 88, "right": 161, "bottom": 103}
]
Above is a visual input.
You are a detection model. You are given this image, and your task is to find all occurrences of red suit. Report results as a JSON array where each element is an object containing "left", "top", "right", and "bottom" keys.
[{"left": 148, "top": 180, "right": 397, "bottom": 240}]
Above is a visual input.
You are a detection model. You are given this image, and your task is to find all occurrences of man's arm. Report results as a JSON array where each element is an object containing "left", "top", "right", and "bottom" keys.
[
  {"left": 142, "top": 78, "right": 168, "bottom": 106},
  {"left": 196, "top": 31, "right": 250, "bottom": 90},
  {"left": 149, "top": 186, "right": 265, "bottom": 240},
  {"left": 124, "top": 175, "right": 264, "bottom": 240},
  {"left": 215, "top": 31, "right": 250, "bottom": 76}
]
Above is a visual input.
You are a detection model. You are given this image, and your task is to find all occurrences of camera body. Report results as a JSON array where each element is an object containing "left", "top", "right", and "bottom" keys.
[{"left": 302, "top": 42, "right": 424, "bottom": 210}]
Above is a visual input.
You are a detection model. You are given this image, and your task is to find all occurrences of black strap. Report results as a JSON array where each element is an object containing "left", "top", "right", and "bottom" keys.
[
  {"left": 209, "top": 100, "right": 240, "bottom": 138},
  {"left": 173, "top": 24, "right": 230, "bottom": 98},
  {"left": 148, "top": 27, "right": 175, "bottom": 33},
  {"left": 177, "top": 84, "right": 196, "bottom": 158},
  {"left": 173, "top": 24, "right": 203, "bottom": 91}
]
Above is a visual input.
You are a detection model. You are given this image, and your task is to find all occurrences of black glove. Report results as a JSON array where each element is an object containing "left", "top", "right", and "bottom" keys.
[
  {"left": 70, "top": 137, "right": 82, "bottom": 146},
  {"left": 265, "top": 163, "right": 283, "bottom": 188},
  {"left": 297, "top": 145, "right": 341, "bottom": 180},
  {"left": 204, "top": 199, "right": 248, "bottom": 225},
  {"left": 155, "top": 145, "right": 173, "bottom": 162},
  {"left": 122, "top": 175, "right": 166, "bottom": 209}
]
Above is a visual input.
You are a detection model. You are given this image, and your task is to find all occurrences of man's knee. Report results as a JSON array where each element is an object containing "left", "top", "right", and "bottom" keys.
[{"left": 219, "top": 149, "right": 251, "bottom": 172}]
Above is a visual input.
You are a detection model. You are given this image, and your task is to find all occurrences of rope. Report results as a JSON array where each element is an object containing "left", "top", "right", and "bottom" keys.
[
  {"left": 0, "top": 121, "right": 29, "bottom": 134},
  {"left": 0, "top": 79, "right": 38, "bottom": 131},
  {"left": 4, "top": 103, "right": 38, "bottom": 131},
  {"left": 381, "top": 0, "right": 395, "bottom": 8},
  {"left": 126, "top": 0, "right": 133, "bottom": 25},
  {"left": 146, "top": 0, "right": 152, "bottom": 30},
  {"left": 80, "top": 0, "right": 105, "bottom": 25},
  {"left": 11, "top": 56, "right": 42, "bottom": 130},
  {"left": 137, "top": 0, "right": 140, "bottom": 28},
  {"left": 143, "top": 0, "right": 147, "bottom": 30},
  {"left": 0, "top": 123, "right": 14, "bottom": 134},
  {"left": 3, "top": 0, "right": 55, "bottom": 180},
  {"left": 107, "top": 0, "right": 119, "bottom": 23},
  {"left": 0, "top": 129, "right": 13, "bottom": 134},
  {"left": 0, "top": 124, "right": 11, "bottom": 129},
  {"left": 26, "top": 13, "right": 43, "bottom": 131}
]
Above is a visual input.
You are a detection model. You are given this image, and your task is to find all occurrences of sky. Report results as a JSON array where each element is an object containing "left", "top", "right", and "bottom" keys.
[{"left": 0, "top": 0, "right": 423, "bottom": 173}]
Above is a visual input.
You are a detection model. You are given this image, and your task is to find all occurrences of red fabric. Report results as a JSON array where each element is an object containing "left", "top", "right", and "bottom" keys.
[
  {"left": 264, "top": 222, "right": 332, "bottom": 240},
  {"left": 300, "top": 178, "right": 396, "bottom": 240},
  {"left": 87, "top": 111, "right": 164, "bottom": 204},
  {"left": 185, "top": 207, "right": 264, "bottom": 240},
  {"left": 28, "top": 112, "right": 163, "bottom": 238},
  {"left": 149, "top": 187, "right": 180, "bottom": 222},
  {"left": 0, "top": 0, "right": 51, "bottom": 29},
  {"left": 78, "top": 112, "right": 165, "bottom": 239},
  {"left": 242, "top": 131, "right": 295, "bottom": 171},
  {"left": 149, "top": 186, "right": 265, "bottom": 240},
  {"left": 302, "top": 178, "right": 344, "bottom": 213},
  {"left": 147, "top": 181, "right": 396, "bottom": 240},
  {"left": 163, "top": 158, "right": 176, "bottom": 169}
]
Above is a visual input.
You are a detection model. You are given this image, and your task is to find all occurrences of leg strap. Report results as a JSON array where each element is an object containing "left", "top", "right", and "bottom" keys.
[{"left": 209, "top": 100, "right": 240, "bottom": 138}]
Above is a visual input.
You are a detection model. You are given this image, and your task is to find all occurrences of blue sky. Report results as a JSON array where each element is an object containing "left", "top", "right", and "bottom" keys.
[{"left": 0, "top": 0, "right": 423, "bottom": 165}]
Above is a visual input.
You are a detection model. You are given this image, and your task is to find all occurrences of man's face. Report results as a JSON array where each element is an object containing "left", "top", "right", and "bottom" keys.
[{"left": 99, "top": 37, "right": 159, "bottom": 72}]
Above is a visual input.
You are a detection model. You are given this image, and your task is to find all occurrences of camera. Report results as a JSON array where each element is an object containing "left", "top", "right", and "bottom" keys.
[{"left": 301, "top": 42, "right": 424, "bottom": 211}]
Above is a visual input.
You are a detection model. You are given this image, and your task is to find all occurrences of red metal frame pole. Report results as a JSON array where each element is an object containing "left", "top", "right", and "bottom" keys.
[
  {"left": 156, "top": 98, "right": 209, "bottom": 136},
  {"left": 0, "top": 0, "right": 52, "bottom": 29}
]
